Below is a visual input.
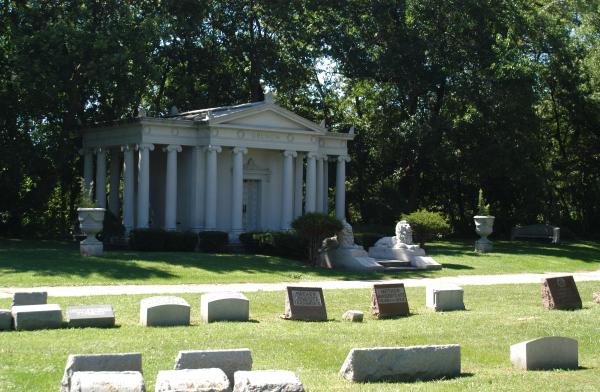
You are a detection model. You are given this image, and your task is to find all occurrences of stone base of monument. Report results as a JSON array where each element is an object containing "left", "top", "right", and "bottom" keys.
[
  {"left": 323, "top": 246, "right": 384, "bottom": 272},
  {"left": 474, "top": 238, "right": 493, "bottom": 253},
  {"left": 80, "top": 239, "right": 103, "bottom": 257},
  {"left": 367, "top": 247, "right": 442, "bottom": 271}
]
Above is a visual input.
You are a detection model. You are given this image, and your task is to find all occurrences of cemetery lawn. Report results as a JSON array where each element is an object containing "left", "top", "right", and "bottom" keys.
[
  {"left": 0, "top": 238, "right": 599, "bottom": 287},
  {"left": 1, "top": 283, "right": 600, "bottom": 391}
]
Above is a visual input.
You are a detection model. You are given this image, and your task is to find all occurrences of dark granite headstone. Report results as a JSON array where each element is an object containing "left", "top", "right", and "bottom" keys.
[
  {"left": 67, "top": 305, "right": 115, "bottom": 328},
  {"left": 283, "top": 287, "right": 327, "bottom": 321},
  {"left": 541, "top": 276, "right": 582, "bottom": 310},
  {"left": 371, "top": 283, "right": 409, "bottom": 318}
]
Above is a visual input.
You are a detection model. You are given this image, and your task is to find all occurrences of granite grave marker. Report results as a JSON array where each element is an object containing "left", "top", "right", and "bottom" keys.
[
  {"left": 541, "top": 276, "right": 582, "bottom": 310},
  {"left": 67, "top": 305, "right": 115, "bottom": 328},
  {"left": 371, "top": 283, "right": 409, "bottom": 318},
  {"left": 283, "top": 287, "right": 327, "bottom": 321}
]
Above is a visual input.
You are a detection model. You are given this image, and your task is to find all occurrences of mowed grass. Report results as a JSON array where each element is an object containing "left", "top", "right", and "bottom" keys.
[
  {"left": 0, "top": 239, "right": 599, "bottom": 287},
  {"left": 1, "top": 283, "right": 600, "bottom": 391}
]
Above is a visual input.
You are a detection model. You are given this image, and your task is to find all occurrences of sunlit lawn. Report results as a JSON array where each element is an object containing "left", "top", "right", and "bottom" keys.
[
  {"left": 1, "top": 283, "right": 599, "bottom": 391},
  {"left": 0, "top": 238, "right": 599, "bottom": 287}
]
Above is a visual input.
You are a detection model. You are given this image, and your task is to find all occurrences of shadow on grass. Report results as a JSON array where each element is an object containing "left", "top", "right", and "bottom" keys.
[{"left": 358, "top": 372, "right": 474, "bottom": 384}]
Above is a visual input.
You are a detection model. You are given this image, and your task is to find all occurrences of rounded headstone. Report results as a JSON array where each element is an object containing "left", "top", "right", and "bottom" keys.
[
  {"left": 200, "top": 292, "right": 249, "bottom": 323},
  {"left": 140, "top": 296, "right": 190, "bottom": 327}
]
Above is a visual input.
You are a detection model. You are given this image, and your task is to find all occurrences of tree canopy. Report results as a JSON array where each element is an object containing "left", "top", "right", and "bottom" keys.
[{"left": 1, "top": 0, "right": 599, "bottom": 238}]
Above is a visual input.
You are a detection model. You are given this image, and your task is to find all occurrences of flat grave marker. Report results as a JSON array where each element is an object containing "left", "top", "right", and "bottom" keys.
[
  {"left": 541, "top": 276, "right": 582, "bottom": 310},
  {"left": 283, "top": 287, "right": 327, "bottom": 321},
  {"left": 67, "top": 304, "right": 115, "bottom": 328},
  {"left": 371, "top": 283, "right": 409, "bottom": 318},
  {"left": 12, "top": 291, "right": 47, "bottom": 307}
]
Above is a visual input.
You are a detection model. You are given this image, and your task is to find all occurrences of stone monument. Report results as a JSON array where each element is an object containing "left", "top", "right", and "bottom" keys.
[
  {"left": 368, "top": 220, "right": 441, "bottom": 270},
  {"left": 371, "top": 283, "right": 410, "bottom": 318},
  {"left": 541, "top": 276, "right": 582, "bottom": 310},
  {"left": 320, "top": 221, "right": 384, "bottom": 272},
  {"left": 282, "top": 287, "right": 327, "bottom": 321}
]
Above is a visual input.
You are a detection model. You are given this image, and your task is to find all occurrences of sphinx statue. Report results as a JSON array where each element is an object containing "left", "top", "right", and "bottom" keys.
[{"left": 319, "top": 221, "right": 384, "bottom": 272}]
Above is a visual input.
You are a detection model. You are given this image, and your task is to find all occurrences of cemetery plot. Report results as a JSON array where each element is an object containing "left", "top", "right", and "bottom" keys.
[
  {"left": 371, "top": 283, "right": 410, "bottom": 318},
  {"left": 541, "top": 276, "right": 582, "bottom": 310},
  {"left": 282, "top": 287, "right": 327, "bottom": 321}
]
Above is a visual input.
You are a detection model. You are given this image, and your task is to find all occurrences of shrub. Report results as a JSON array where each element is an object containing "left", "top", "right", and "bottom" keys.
[
  {"left": 129, "top": 228, "right": 166, "bottom": 251},
  {"left": 477, "top": 189, "right": 491, "bottom": 216},
  {"left": 291, "top": 213, "right": 343, "bottom": 265},
  {"left": 401, "top": 209, "right": 451, "bottom": 248},
  {"left": 240, "top": 231, "right": 307, "bottom": 260},
  {"left": 239, "top": 231, "right": 261, "bottom": 253},
  {"left": 100, "top": 210, "right": 125, "bottom": 245},
  {"left": 198, "top": 231, "right": 229, "bottom": 252},
  {"left": 165, "top": 231, "right": 198, "bottom": 251}
]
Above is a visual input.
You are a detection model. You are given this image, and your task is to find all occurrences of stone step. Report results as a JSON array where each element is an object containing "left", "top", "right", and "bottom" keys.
[
  {"left": 383, "top": 266, "right": 419, "bottom": 272},
  {"left": 375, "top": 259, "right": 412, "bottom": 268}
]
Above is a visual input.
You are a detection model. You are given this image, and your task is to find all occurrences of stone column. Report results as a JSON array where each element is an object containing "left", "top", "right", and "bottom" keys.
[
  {"left": 316, "top": 155, "right": 324, "bottom": 213},
  {"left": 164, "top": 145, "right": 182, "bottom": 231},
  {"left": 81, "top": 148, "right": 94, "bottom": 197},
  {"left": 231, "top": 147, "right": 248, "bottom": 239},
  {"left": 293, "top": 153, "right": 304, "bottom": 218},
  {"left": 204, "top": 145, "right": 222, "bottom": 231},
  {"left": 190, "top": 146, "right": 205, "bottom": 232},
  {"left": 108, "top": 148, "right": 121, "bottom": 216},
  {"left": 136, "top": 143, "right": 154, "bottom": 228},
  {"left": 281, "top": 150, "right": 297, "bottom": 230},
  {"left": 323, "top": 156, "right": 329, "bottom": 214},
  {"left": 121, "top": 145, "right": 135, "bottom": 234},
  {"left": 95, "top": 147, "right": 107, "bottom": 208},
  {"left": 335, "top": 155, "right": 350, "bottom": 221},
  {"left": 305, "top": 152, "right": 317, "bottom": 213}
]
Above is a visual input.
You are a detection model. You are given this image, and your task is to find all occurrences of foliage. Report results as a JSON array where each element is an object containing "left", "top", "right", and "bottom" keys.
[
  {"left": 291, "top": 213, "right": 343, "bottom": 265},
  {"left": 477, "top": 189, "right": 491, "bottom": 216},
  {"left": 242, "top": 231, "right": 307, "bottom": 260},
  {"left": 164, "top": 231, "right": 198, "bottom": 252},
  {"left": 129, "top": 228, "right": 167, "bottom": 251},
  {"left": 353, "top": 232, "right": 384, "bottom": 249},
  {"left": 402, "top": 210, "right": 451, "bottom": 247},
  {"left": 198, "top": 231, "right": 229, "bottom": 253},
  {"left": 77, "top": 179, "right": 95, "bottom": 209},
  {"left": 99, "top": 210, "right": 125, "bottom": 245}
]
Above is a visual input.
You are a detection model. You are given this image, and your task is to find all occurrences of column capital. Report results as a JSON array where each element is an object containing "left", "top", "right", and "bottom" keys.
[
  {"left": 163, "top": 144, "right": 182, "bottom": 153},
  {"left": 136, "top": 143, "right": 155, "bottom": 152},
  {"left": 283, "top": 150, "right": 297, "bottom": 158},
  {"left": 307, "top": 152, "right": 319, "bottom": 159},
  {"left": 206, "top": 145, "right": 222, "bottom": 153},
  {"left": 120, "top": 144, "right": 134, "bottom": 152},
  {"left": 337, "top": 155, "right": 351, "bottom": 163},
  {"left": 233, "top": 147, "right": 248, "bottom": 155}
]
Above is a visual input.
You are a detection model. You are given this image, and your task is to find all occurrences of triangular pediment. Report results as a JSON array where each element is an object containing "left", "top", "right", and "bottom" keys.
[{"left": 209, "top": 104, "right": 325, "bottom": 133}]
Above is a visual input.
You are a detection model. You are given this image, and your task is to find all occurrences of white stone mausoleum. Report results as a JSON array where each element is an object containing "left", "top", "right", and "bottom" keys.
[{"left": 80, "top": 93, "right": 354, "bottom": 239}]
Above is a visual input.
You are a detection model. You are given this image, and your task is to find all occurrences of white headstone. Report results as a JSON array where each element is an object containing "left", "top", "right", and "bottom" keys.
[
  {"left": 11, "top": 304, "right": 62, "bottom": 331},
  {"left": 12, "top": 291, "right": 47, "bottom": 306},
  {"left": 426, "top": 285, "right": 465, "bottom": 311},
  {"left": 200, "top": 292, "right": 249, "bottom": 323},
  {"left": 156, "top": 368, "right": 229, "bottom": 392},
  {"left": 174, "top": 348, "right": 252, "bottom": 384},
  {"left": 60, "top": 352, "right": 143, "bottom": 392},
  {"left": 340, "top": 345, "right": 461, "bottom": 382},
  {"left": 140, "top": 296, "right": 190, "bottom": 327},
  {"left": 70, "top": 371, "right": 145, "bottom": 392},
  {"left": 0, "top": 309, "right": 12, "bottom": 330},
  {"left": 233, "top": 370, "right": 305, "bottom": 392},
  {"left": 510, "top": 337, "right": 578, "bottom": 370}
]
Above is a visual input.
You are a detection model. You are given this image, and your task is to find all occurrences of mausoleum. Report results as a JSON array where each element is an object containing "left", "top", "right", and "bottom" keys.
[{"left": 80, "top": 93, "right": 354, "bottom": 239}]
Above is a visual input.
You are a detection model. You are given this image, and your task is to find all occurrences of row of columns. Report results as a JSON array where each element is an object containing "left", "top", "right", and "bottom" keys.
[{"left": 82, "top": 145, "right": 348, "bottom": 235}]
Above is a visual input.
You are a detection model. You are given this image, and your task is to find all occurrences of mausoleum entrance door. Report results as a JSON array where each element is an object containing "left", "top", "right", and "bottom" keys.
[{"left": 243, "top": 179, "right": 261, "bottom": 231}]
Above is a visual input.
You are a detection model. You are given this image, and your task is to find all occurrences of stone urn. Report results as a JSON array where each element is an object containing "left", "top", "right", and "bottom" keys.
[
  {"left": 77, "top": 207, "right": 105, "bottom": 256},
  {"left": 474, "top": 215, "right": 495, "bottom": 253}
]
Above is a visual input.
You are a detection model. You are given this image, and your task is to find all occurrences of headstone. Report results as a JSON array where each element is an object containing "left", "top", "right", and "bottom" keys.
[
  {"left": 371, "top": 283, "right": 409, "bottom": 318},
  {"left": 156, "top": 369, "right": 229, "bottom": 392},
  {"left": 200, "top": 292, "right": 249, "bottom": 323},
  {"left": 593, "top": 292, "right": 600, "bottom": 304},
  {"left": 541, "top": 276, "right": 582, "bottom": 310},
  {"left": 0, "top": 309, "right": 12, "bottom": 331},
  {"left": 233, "top": 370, "right": 305, "bottom": 392},
  {"left": 139, "top": 296, "right": 190, "bottom": 326},
  {"left": 510, "top": 337, "right": 578, "bottom": 370},
  {"left": 342, "top": 310, "right": 364, "bottom": 322},
  {"left": 12, "top": 291, "right": 47, "bottom": 306},
  {"left": 11, "top": 304, "right": 62, "bottom": 331},
  {"left": 426, "top": 284, "right": 465, "bottom": 311},
  {"left": 70, "top": 371, "right": 145, "bottom": 392},
  {"left": 283, "top": 287, "right": 327, "bottom": 321},
  {"left": 174, "top": 348, "right": 252, "bottom": 384},
  {"left": 339, "top": 345, "right": 461, "bottom": 382},
  {"left": 67, "top": 305, "right": 115, "bottom": 328},
  {"left": 60, "top": 352, "right": 142, "bottom": 392}
]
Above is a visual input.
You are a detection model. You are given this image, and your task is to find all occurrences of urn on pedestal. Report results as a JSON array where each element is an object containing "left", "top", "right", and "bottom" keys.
[
  {"left": 77, "top": 208, "right": 105, "bottom": 256},
  {"left": 474, "top": 189, "right": 494, "bottom": 253}
]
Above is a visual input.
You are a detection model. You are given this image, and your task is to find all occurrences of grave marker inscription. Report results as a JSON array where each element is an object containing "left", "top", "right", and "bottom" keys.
[
  {"left": 541, "top": 276, "right": 582, "bottom": 310},
  {"left": 67, "top": 305, "right": 115, "bottom": 328},
  {"left": 283, "top": 287, "right": 327, "bottom": 321},
  {"left": 371, "top": 283, "right": 409, "bottom": 318}
]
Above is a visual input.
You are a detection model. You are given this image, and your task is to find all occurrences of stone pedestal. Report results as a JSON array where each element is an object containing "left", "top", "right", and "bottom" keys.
[
  {"left": 80, "top": 240, "right": 103, "bottom": 257},
  {"left": 475, "top": 238, "right": 493, "bottom": 253}
]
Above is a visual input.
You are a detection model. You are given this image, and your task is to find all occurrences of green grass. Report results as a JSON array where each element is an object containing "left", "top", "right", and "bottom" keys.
[
  {"left": 1, "top": 283, "right": 600, "bottom": 391},
  {"left": 0, "top": 239, "right": 599, "bottom": 287}
]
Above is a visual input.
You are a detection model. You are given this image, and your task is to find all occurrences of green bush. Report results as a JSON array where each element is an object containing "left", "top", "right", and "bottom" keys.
[
  {"left": 240, "top": 231, "right": 307, "bottom": 259},
  {"left": 291, "top": 213, "right": 343, "bottom": 265},
  {"left": 129, "top": 228, "right": 166, "bottom": 251},
  {"left": 401, "top": 209, "right": 451, "bottom": 248},
  {"left": 165, "top": 231, "right": 198, "bottom": 251},
  {"left": 99, "top": 210, "right": 125, "bottom": 245},
  {"left": 198, "top": 231, "right": 229, "bottom": 252},
  {"left": 353, "top": 232, "right": 383, "bottom": 248},
  {"left": 239, "top": 231, "right": 261, "bottom": 253},
  {"left": 477, "top": 189, "right": 491, "bottom": 215}
]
